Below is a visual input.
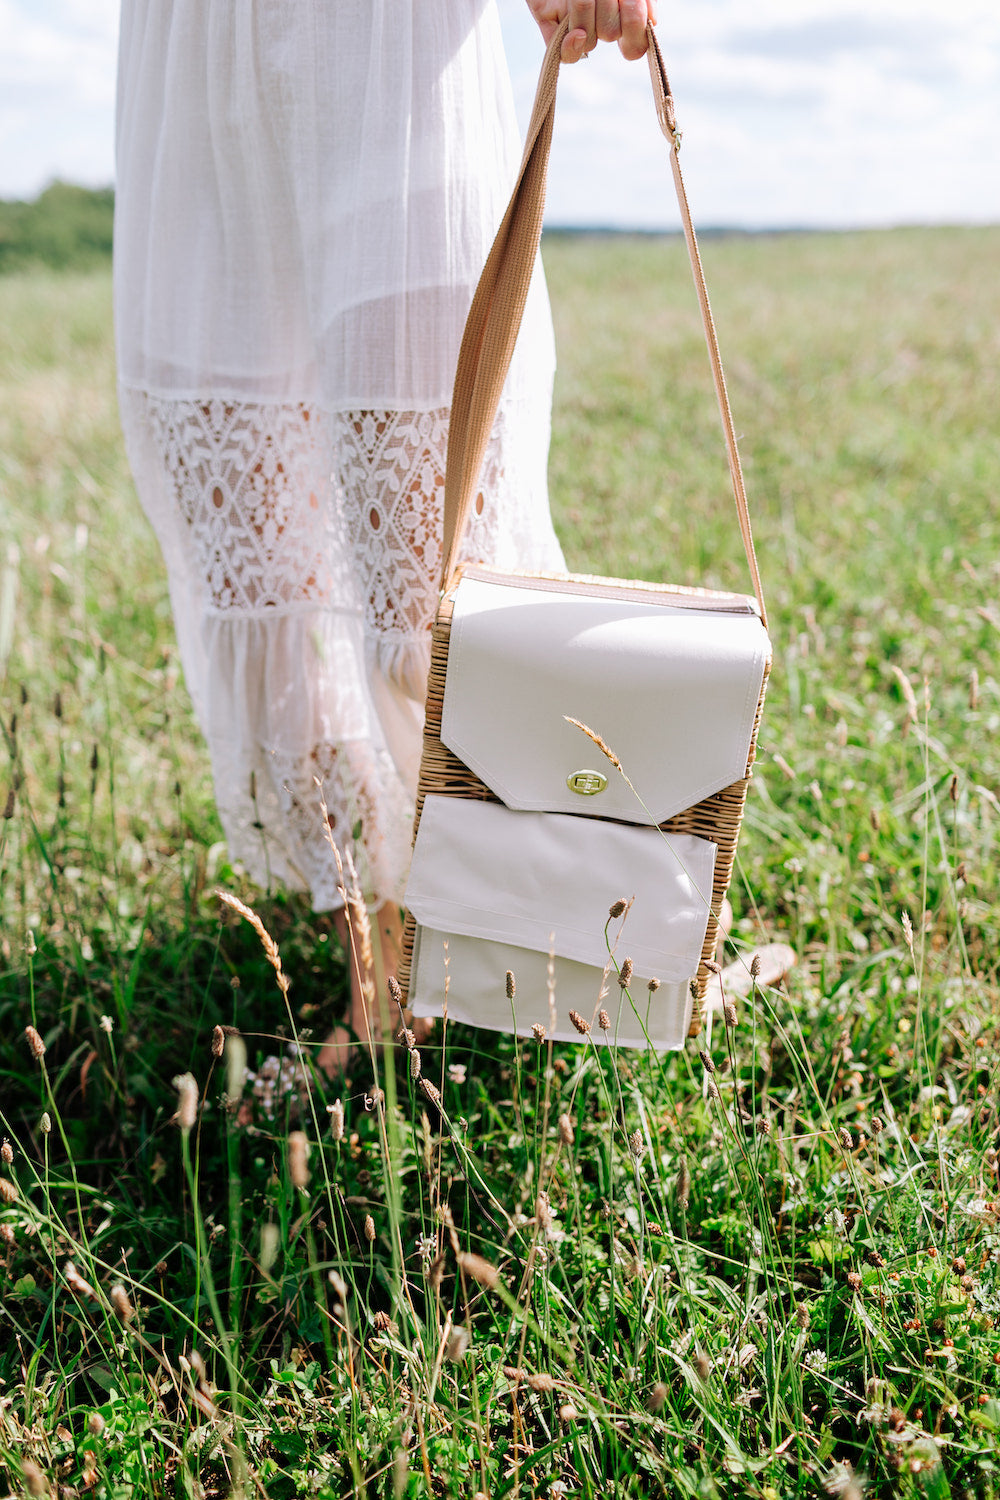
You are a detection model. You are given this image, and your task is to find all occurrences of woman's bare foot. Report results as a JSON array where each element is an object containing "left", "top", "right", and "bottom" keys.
[
  {"left": 707, "top": 897, "right": 796, "bottom": 1007},
  {"left": 721, "top": 943, "right": 797, "bottom": 999},
  {"left": 317, "top": 1019, "right": 356, "bottom": 1077},
  {"left": 715, "top": 898, "right": 734, "bottom": 963}
]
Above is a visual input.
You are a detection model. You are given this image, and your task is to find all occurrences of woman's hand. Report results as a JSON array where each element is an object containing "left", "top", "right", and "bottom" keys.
[{"left": 524, "top": 1, "right": 657, "bottom": 63}]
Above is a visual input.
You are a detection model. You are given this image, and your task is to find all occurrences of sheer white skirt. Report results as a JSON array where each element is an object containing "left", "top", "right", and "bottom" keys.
[{"left": 114, "top": 0, "right": 564, "bottom": 910}]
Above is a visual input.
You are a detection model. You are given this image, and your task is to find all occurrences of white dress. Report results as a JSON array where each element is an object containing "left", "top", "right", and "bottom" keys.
[{"left": 114, "top": 1, "right": 563, "bottom": 910}]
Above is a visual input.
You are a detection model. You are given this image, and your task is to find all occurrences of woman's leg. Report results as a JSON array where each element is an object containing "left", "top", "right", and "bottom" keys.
[{"left": 316, "top": 408, "right": 457, "bottom": 1071}]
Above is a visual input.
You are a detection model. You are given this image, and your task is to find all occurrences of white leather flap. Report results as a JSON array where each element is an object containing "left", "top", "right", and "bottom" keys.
[
  {"left": 441, "top": 574, "right": 770, "bottom": 823},
  {"left": 406, "top": 794, "right": 717, "bottom": 981}
]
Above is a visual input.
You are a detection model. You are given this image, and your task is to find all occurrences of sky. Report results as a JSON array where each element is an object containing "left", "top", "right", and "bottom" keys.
[{"left": 1, "top": 0, "right": 997, "bottom": 230}]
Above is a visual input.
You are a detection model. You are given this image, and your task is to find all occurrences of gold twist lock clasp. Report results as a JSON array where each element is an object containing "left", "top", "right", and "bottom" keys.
[{"left": 566, "top": 769, "right": 608, "bottom": 796}]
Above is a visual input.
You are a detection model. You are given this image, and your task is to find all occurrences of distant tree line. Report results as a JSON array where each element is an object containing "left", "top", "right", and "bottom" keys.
[{"left": 0, "top": 181, "right": 114, "bottom": 273}]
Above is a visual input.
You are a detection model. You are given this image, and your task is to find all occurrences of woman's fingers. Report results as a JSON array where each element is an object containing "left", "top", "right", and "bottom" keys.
[
  {"left": 561, "top": 26, "right": 591, "bottom": 63},
  {"left": 617, "top": 0, "right": 652, "bottom": 60},
  {"left": 567, "top": 1, "right": 597, "bottom": 54},
  {"left": 525, "top": 0, "right": 654, "bottom": 63},
  {"left": 595, "top": 0, "right": 622, "bottom": 41}
]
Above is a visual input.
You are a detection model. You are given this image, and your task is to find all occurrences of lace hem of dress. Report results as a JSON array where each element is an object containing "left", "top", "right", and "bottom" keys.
[
  {"left": 117, "top": 388, "right": 561, "bottom": 910},
  {"left": 218, "top": 736, "right": 414, "bottom": 913}
]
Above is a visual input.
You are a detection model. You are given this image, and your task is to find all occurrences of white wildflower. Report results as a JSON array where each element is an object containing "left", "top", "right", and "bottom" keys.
[{"left": 823, "top": 1209, "right": 848, "bottom": 1239}]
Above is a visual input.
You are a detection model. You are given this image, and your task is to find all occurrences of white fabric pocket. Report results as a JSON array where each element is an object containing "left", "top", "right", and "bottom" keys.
[{"left": 405, "top": 794, "right": 717, "bottom": 1049}]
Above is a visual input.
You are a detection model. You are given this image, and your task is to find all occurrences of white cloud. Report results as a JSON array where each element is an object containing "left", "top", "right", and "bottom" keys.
[
  {"left": 0, "top": 0, "right": 117, "bottom": 196},
  {"left": 0, "top": 0, "right": 996, "bottom": 226},
  {"left": 498, "top": 0, "right": 1000, "bottom": 227}
]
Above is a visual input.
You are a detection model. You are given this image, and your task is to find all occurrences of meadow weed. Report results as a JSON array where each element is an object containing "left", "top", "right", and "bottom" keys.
[{"left": 1, "top": 229, "right": 1000, "bottom": 1495}]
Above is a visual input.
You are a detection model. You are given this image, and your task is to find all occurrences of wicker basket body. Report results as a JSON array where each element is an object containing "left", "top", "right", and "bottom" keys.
[{"left": 399, "top": 567, "right": 770, "bottom": 1038}]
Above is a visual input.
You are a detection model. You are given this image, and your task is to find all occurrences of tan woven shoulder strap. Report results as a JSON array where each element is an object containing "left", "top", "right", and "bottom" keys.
[{"left": 441, "top": 19, "right": 768, "bottom": 629}]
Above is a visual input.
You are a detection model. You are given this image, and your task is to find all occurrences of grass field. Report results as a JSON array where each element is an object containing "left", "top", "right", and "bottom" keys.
[{"left": 1, "top": 226, "right": 1000, "bottom": 1498}]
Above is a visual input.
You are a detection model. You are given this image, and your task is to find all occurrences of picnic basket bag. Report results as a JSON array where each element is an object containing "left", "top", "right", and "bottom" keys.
[{"left": 398, "top": 20, "right": 772, "bottom": 1048}]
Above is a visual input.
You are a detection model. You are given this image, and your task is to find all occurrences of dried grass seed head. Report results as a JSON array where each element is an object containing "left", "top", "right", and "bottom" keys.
[
  {"left": 457, "top": 1251, "right": 500, "bottom": 1288},
  {"left": 173, "top": 1073, "right": 199, "bottom": 1131},
  {"left": 64, "top": 1260, "right": 97, "bottom": 1299},
  {"left": 506, "top": 969, "right": 515, "bottom": 1000},
  {"left": 890, "top": 663, "right": 919, "bottom": 720},
  {"left": 224, "top": 1031, "right": 247, "bottom": 1107},
  {"left": 288, "top": 1130, "right": 310, "bottom": 1190},
  {"left": 676, "top": 1157, "right": 691, "bottom": 1209},
  {"left": 563, "top": 715, "right": 621, "bottom": 769},
  {"left": 364, "top": 1213, "right": 376, "bottom": 1244},
  {"left": 110, "top": 1283, "right": 135, "bottom": 1323},
  {"left": 558, "top": 1113, "right": 574, "bottom": 1145},
  {"left": 445, "top": 1324, "right": 471, "bottom": 1361},
  {"left": 618, "top": 957, "right": 633, "bottom": 989},
  {"left": 568, "top": 1009, "right": 590, "bottom": 1036},
  {"left": 647, "top": 1381, "right": 668, "bottom": 1412},
  {"left": 608, "top": 897, "right": 628, "bottom": 920},
  {"left": 20, "top": 1460, "right": 47, "bottom": 1498},
  {"left": 328, "top": 1269, "right": 348, "bottom": 1303},
  {"left": 217, "top": 890, "right": 287, "bottom": 989},
  {"left": 531, "top": 1022, "right": 547, "bottom": 1044},
  {"left": 698, "top": 1050, "right": 716, "bottom": 1075},
  {"left": 211, "top": 1025, "right": 225, "bottom": 1059},
  {"left": 25, "top": 1025, "right": 45, "bottom": 1061},
  {"left": 259, "top": 1223, "right": 280, "bottom": 1275},
  {"left": 0, "top": 1178, "right": 17, "bottom": 1205},
  {"left": 0, "top": 1139, "right": 12, "bottom": 1166},
  {"left": 598, "top": 1008, "right": 611, "bottom": 1031}
]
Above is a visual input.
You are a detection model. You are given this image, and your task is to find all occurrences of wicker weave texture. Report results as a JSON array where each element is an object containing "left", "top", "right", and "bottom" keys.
[{"left": 400, "top": 568, "right": 770, "bottom": 1039}]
